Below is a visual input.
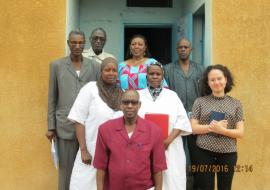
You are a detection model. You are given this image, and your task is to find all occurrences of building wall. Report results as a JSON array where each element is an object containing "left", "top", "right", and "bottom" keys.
[
  {"left": 66, "top": 0, "right": 80, "bottom": 54},
  {"left": 212, "top": 0, "right": 270, "bottom": 189},
  {"left": 0, "top": 1, "right": 66, "bottom": 189},
  {"left": 79, "top": 0, "right": 182, "bottom": 60},
  {"left": 181, "top": 0, "right": 212, "bottom": 65},
  {"left": 0, "top": 0, "right": 269, "bottom": 189},
  {"left": 77, "top": 0, "right": 211, "bottom": 64}
]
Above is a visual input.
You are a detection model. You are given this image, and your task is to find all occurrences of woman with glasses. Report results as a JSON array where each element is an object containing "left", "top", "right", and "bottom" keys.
[
  {"left": 138, "top": 62, "right": 192, "bottom": 190},
  {"left": 67, "top": 57, "right": 123, "bottom": 190},
  {"left": 118, "top": 34, "right": 167, "bottom": 90}
]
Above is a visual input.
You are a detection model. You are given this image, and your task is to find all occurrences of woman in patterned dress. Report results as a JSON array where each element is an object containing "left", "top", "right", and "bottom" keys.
[
  {"left": 191, "top": 64, "right": 244, "bottom": 190},
  {"left": 118, "top": 34, "right": 167, "bottom": 90}
]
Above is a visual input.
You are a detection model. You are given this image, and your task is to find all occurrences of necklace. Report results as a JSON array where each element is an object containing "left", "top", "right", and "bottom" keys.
[{"left": 131, "top": 57, "right": 145, "bottom": 66}]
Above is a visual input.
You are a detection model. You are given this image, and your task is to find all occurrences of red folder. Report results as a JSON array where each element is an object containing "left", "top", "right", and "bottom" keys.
[{"left": 144, "top": 113, "right": 169, "bottom": 140}]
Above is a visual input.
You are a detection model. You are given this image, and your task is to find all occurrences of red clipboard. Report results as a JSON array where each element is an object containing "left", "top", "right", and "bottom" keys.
[{"left": 144, "top": 113, "right": 169, "bottom": 140}]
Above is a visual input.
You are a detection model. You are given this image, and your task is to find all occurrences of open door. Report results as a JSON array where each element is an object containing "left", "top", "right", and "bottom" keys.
[
  {"left": 192, "top": 4, "right": 205, "bottom": 66},
  {"left": 124, "top": 25, "right": 172, "bottom": 64}
]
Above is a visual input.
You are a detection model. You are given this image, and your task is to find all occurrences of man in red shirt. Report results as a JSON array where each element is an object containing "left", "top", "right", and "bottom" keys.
[{"left": 93, "top": 90, "right": 167, "bottom": 190}]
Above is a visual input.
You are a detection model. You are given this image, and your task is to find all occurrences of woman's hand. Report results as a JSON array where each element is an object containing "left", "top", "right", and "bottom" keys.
[
  {"left": 163, "top": 138, "right": 171, "bottom": 150},
  {"left": 209, "top": 120, "right": 228, "bottom": 135},
  {"left": 163, "top": 129, "right": 181, "bottom": 150},
  {"left": 81, "top": 149, "right": 92, "bottom": 165}
]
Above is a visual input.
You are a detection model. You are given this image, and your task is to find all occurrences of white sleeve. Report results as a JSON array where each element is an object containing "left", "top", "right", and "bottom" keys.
[
  {"left": 67, "top": 83, "right": 93, "bottom": 125},
  {"left": 173, "top": 93, "right": 192, "bottom": 136}
]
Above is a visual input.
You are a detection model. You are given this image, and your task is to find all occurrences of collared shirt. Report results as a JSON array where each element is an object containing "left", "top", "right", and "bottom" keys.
[
  {"left": 93, "top": 116, "right": 167, "bottom": 190},
  {"left": 82, "top": 47, "right": 115, "bottom": 64},
  {"left": 164, "top": 60, "right": 204, "bottom": 112}
]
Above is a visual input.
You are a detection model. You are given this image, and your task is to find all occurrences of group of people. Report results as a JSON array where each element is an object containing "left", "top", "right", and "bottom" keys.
[{"left": 46, "top": 28, "right": 244, "bottom": 190}]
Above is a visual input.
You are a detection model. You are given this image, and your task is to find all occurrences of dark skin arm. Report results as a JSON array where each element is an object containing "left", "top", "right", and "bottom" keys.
[
  {"left": 75, "top": 122, "right": 92, "bottom": 165},
  {"left": 96, "top": 169, "right": 106, "bottom": 190},
  {"left": 45, "top": 130, "right": 56, "bottom": 142},
  {"left": 47, "top": 63, "right": 57, "bottom": 142},
  {"left": 163, "top": 128, "right": 181, "bottom": 149},
  {"left": 153, "top": 171, "right": 163, "bottom": 190}
]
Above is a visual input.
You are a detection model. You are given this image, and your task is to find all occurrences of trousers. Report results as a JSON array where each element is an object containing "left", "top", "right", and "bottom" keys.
[
  {"left": 192, "top": 147, "right": 237, "bottom": 190},
  {"left": 58, "top": 138, "right": 79, "bottom": 190}
]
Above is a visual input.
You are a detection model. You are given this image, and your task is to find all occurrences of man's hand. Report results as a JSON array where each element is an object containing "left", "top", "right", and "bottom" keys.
[
  {"left": 153, "top": 171, "right": 163, "bottom": 190},
  {"left": 46, "top": 130, "right": 56, "bottom": 142},
  {"left": 81, "top": 149, "right": 92, "bottom": 165}
]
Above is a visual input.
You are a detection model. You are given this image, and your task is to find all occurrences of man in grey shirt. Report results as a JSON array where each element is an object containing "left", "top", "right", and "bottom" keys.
[
  {"left": 46, "top": 30, "right": 100, "bottom": 190},
  {"left": 164, "top": 38, "right": 204, "bottom": 190}
]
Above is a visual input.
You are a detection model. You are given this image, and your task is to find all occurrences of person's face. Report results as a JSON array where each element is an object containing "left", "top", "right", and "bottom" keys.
[
  {"left": 101, "top": 62, "right": 118, "bottom": 85},
  {"left": 177, "top": 39, "right": 192, "bottom": 60},
  {"left": 147, "top": 65, "right": 163, "bottom": 88},
  {"left": 68, "top": 34, "right": 85, "bottom": 56},
  {"left": 90, "top": 30, "right": 106, "bottom": 52},
  {"left": 130, "top": 37, "right": 146, "bottom": 58},
  {"left": 207, "top": 69, "right": 227, "bottom": 94},
  {"left": 121, "top": 91, "right": 141, "bottom": 119}
]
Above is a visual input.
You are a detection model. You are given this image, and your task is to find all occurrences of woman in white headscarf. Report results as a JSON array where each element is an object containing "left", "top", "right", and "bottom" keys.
[{"left": 138, "top": 62, "right": 192, "bottom": 190}]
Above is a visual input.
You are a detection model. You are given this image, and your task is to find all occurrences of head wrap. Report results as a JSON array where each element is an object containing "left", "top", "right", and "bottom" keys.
[
  {"left": 97, "top": 57, "right": 123, "bottom": 111},
  {"left": 147, "top": 62, "right": 164, "bottom": 101}
]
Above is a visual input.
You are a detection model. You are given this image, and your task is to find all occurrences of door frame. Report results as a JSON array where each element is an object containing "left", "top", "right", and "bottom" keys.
[{"left": 121, "top": 22, "right": 178, "bottom": 62}]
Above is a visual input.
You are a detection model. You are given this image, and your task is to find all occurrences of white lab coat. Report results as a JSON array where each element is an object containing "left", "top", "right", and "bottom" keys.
[
  {"left": 138, "top": 88, "right": 192, "bottom": 190},
  {"left": 68, "top": 82, "right": 122, "bottom": 190}
]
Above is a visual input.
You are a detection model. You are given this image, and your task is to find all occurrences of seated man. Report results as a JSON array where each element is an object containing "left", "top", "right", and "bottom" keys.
[{"left": 93, "top": 90, "right": 167, "bottom": 190}]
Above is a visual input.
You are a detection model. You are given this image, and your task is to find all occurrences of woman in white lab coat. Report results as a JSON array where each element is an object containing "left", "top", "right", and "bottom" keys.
[
  {"left": 67, "top": 57, "right": 123, "bottom": 190},
  {"left": 138, "top": 62, "right": 192, "bottom": 190}
]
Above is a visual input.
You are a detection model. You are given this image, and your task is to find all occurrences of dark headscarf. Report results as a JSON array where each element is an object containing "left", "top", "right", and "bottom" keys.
[
  {"left": 97, "top": 57, "right": 123, "bottom": 111},
  {"left": 147, "top": 62, "right": 164, "bottom": 101}
]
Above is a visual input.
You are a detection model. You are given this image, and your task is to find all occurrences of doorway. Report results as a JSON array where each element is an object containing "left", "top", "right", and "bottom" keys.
[
  {"left": 124, "top": 26, "right": 172, "bottom": 64},
  {"left": 192, "top": 4, "right": 205, "bottom": 65}
]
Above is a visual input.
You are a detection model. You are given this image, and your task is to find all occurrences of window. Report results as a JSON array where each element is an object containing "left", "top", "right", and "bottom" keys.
[{"left": 127, "top": 0, "right": 172, "bottom": 8}]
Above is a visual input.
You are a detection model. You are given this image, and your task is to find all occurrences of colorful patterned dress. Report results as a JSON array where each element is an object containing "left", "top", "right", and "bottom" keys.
[{"left": 118, "top": 58, "right": 167, "bottom": 90}]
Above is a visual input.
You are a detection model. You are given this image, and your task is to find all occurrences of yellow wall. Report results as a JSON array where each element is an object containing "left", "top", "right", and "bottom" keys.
[
  {"left": 1, "top": 0, "right": 269, "bottom": 189},
  {"left": 0, "top": 1, "right": 66, "bottom": 189},
  {"left": 213, "top": 0, "right": 270, "bottom": 189}
]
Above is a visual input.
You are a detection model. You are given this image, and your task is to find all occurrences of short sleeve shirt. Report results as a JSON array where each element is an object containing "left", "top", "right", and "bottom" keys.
[
  {"left": 118, "top": 58, "right": 168, "bottom": 90},
  {"left": 93, "top": 116, "right": 167, "bottom": 190},
  {"left": 191, "top": 95, "right": 244, "bottom": 153}
]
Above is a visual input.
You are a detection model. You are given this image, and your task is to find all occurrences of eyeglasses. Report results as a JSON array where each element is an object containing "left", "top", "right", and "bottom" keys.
[
  {"left": 91, "top": 36, "right": 106, "bottom": 42},
  {"left": 177, "top": 45, "right": 189, "bottom": 49},
  {"left": 69, "top": 41, "right": 85, "bottom": 47},
  {"left": 121, "top": 100, "right": 139, "bottom": 105}
]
